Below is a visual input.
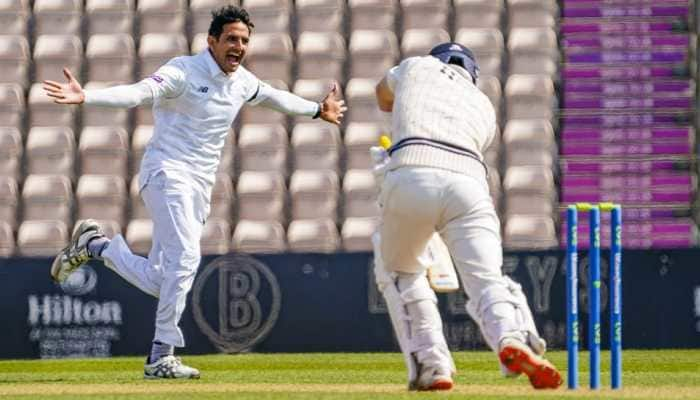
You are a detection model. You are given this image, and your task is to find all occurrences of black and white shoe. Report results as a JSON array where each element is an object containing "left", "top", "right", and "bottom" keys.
[
  {"left": 50, "top": 219, "right": 104, "bottom": 283},
  {"left": 144, "top": 355, "right": 201, "bottom": 379}
]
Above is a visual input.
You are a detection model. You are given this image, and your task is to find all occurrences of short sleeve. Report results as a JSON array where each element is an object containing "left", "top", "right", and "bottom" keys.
[
  {"left": 142, "top": 61, "right": 186, "bottom": 100},
  {"left": 385, "top": 65, "right": 400, "bottom": 92}
]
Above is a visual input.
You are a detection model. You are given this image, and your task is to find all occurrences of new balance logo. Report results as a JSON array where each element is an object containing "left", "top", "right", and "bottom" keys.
[
  {"left": 449, "top": 44, "right": 462, "bottom": 51},
  {"left": 197, "top": 86, "right": 209, "bottom": 93}
]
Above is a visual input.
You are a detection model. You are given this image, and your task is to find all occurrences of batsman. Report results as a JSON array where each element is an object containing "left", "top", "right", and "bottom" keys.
[{"left": 372, "top": 43, "right": 563, "bottom": 391}]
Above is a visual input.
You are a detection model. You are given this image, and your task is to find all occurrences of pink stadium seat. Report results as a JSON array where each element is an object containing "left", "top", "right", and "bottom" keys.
[
  {"left": 507, "top": 0, "right": 558, "bottom": 29},
  {"left": 0, "top": 84, "right": 24, "bottom": 129},
  {"left": 28, "top": 83, "right": 76, "bottom": 129},
  {"left": 342, "top": 169, "right": 379, "bottom": 219},
  {"left": 0, "top": 35, "right": 30, "bottom": 89},
  {"left": 477, "top": 76, "right": 503, "bottom": 124},
  {"left": 454, "top": 0, "right": 504, "bottom": 29},
  {"left": 33, "top": 0, "right": 82, "bottom": 36},
  {"left": 0, "top": 0, "right": 30, "bottom": 35},
  {"left": 244, "top": 0, "right": 291, "bottom": 34},
  {"left": 508, "top": 28, "right": 559, "bottom": 78},
  {"left": 0, "top": 176, "right": 18, "bottom": 230},
  {"left": 505, "top": 75, "right": 557, "bottom": 121},
  {"left": 245, "top": 32, "right": 294, "bottom": 85},
  {"left": 345, "top": 79, "right": 387, "bottom": 124},
  {"left": 237, "top": 124, "right": 289, "bottom": 175},
  {"left": 401, "top": 29, "right": 450, "bottom": 58},
  {"left": 0, "top": 127, "right": 22, "bottom": 181},
  {"left": 289, "top": 170, "right": 339, "bottom": 222},
  {"left": 86, "top": 0, "right": 135, "bottom": 36},
  {"left": 287, "top": 218, "right": 339, "bottom": 253},
  {"left": 137, "top": 0, "right": 186, "bottom": 35},
  {"left": 21, "top": 175, "right": 73, "bottom": 226},
  {"left": 348, "top": 30, "right": 399, "bottom": 80},
  {"left": 296, "top": 0, "right": 345, "bottom": 33},
  {"left": 502, "top": 119, "right": 556, "bottom": 170},
  {"left": 236, "top": 171, "right": 286, "bottom": 222},
  {"left": 341, "top": 217, "right": 377, "bottom": 252},
  {"left": 25, "top": 127, "right": 75, "bottom": 178},
  {"left": 86, "top": 34, "right": 136, "bottom": 83},
  {"left": 138, "top": 33, "right": 189, "bottom": 78},
  {"left": 344, "top": 122, "right": 383, "bottom": 170},
  {"left": 296, "top": 32, "right": 346, "bottom": 83},
  {"left": 232, "top": 219, "right": 287, "bottom": 253},
  {"left": 503, "top": 215, "right": 557, "bottom": 250},
  {"left": 348, "top": 0, "right": 396, "bottom": 31},
  {"left": 79, "top": 126, "right": 129, "bottom": 177},
  {"left": 400, "top": 0, "right": 449, "bottom": 32},
  {"left": 33, "top": 34, "right": 83, "bottom": 84},
  {"left": 76, "top": 175, "right": 127, "bottom": 227},
  {"left": 291, "top": 123, "right": 341, "bottom": 172},
  {"left": 17, "top": 220, "right": 69, "bottom": 257}
]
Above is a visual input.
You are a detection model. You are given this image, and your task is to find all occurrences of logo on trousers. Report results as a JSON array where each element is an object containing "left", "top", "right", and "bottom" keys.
[{"left": 192, "top": 254, "right": 281, "bottom": 353}]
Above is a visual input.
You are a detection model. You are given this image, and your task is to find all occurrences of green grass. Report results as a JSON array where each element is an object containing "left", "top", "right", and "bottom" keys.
[{"left": 0, "top": 350, "right": 699, "bottom": 399}]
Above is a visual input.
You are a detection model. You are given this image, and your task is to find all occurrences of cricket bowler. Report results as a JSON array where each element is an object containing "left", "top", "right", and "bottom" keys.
[{"left": 44, "top": 5, "right": 345, "bottom": 379}]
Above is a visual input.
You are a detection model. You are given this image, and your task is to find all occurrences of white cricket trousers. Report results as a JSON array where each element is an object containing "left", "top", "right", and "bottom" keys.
[
  {"left": 102, "top": 171, "right": 207, "bottom": 347},
  {"left": 380, "top": 165, "right": 522, "bottom": 352}
]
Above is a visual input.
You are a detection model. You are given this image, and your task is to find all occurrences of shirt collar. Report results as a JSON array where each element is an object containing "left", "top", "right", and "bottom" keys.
[{"left": 203, "top": 49, "right": 228, "bottom": 79}]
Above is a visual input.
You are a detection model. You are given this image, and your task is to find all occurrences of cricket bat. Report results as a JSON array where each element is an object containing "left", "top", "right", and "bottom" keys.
[{"left": 378, "top": 135, "right": 460, "bottom": 293}]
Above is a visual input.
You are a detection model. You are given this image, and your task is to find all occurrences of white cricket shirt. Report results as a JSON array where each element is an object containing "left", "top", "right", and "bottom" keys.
[{"left": 384, "top": 56, "right": 497, "bottom": 175}]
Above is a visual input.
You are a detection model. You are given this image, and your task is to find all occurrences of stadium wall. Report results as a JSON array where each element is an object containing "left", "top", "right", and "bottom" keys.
[{"left": 0, "top": 251, "right": 698, "bottom": 359}]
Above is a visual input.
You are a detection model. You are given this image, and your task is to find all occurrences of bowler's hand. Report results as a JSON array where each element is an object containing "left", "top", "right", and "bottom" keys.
[
  {"left": 319, "top": 83, "right": 347, "bottom": 125},
  {"left": 42, "top": 68, "right": 85, "bottom": 105}
]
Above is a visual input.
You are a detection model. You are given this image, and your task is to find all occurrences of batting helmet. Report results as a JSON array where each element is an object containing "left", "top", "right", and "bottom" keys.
[{"left": 429, "top": 42, "right": 479, "bottom": 84}]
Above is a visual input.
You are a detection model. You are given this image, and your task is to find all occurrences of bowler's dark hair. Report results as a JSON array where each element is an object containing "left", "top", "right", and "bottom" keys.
[{"left": 208, "top": 5, "right": 254, "bottom": 38}]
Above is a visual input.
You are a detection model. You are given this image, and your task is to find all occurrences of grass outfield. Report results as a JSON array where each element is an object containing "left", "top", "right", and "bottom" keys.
[{"left": 0, "top": 350, "right": 699, "bottom": 399}]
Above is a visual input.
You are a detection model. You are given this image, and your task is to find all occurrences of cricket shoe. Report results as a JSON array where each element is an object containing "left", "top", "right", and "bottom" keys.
[
  {"left": 498, "top": 337, "right": 562, "bottom": 389},
  {"left": 144, "top": 355, "right": 201, "bottom": 379},
  {"left": 50, "top": 219, "right": 104, "bottom": 283},
  {"left": 413, "top": 365, "right": 454, "bottom": 391}
]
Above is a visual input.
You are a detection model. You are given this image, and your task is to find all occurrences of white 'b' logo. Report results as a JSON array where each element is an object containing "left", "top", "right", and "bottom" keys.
[{"left": 192, "top": 255, "right": 281, "bottom": 353}]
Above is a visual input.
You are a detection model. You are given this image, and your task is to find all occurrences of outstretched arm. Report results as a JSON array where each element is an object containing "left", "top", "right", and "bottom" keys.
[
  {"left": 253, "top": 82, "right": 347, "bottom": 125},
  {"left": 43, "top": 65, "right": 185, "bottom": 108}
]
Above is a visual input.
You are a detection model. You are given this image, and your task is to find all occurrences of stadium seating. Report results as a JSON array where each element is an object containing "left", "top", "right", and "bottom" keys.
[
  {"left": 0, "top": 0, "right": 30, "bottom": 36},
  {"left": 0, "top": 0, "right": 695, "bottom": 256},
  {"left": 291, "top": 123, "right": 341, "bottom": 172},
  {"left": 86, "top": 0, "right": 135, "bottom": 36},
  {"left": 76, "top": 175, "right": 127, "bottom": 227},
  {"left": 21, "top": 175, "right": 73, "bottom": 226},
  {"left": 79, "top": 126, "right": 129, "bottom": 176},
  {"left": 33, "top": 0, "right": 82, "bottom": 36},
  {"left": 237, "top": 123, "right": 289, "bottom": 175},
  {"left": 0, "top": 127, "right": 22, "bottom": 181},
  {"left": 236, "top": 171, "right": 286, "bottom": 222},
  {"left": 232, "top": 219, "right": 287, "bottom": 253},
  {"left": 0, "top": 176, "right": 18, "bottom": 230},
  {"left": 287, "top": 218, "right": 339, "bottom": 253},
  {"left": 17, "top": 220, "right": 69, "bottom": 257},
  {"left": 25, "top": 127, "right": 75, "bottom": 178},
  {"left": 0, "top": 35, "right": 30, "bottom": 89}
]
